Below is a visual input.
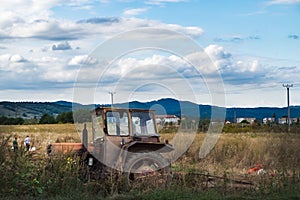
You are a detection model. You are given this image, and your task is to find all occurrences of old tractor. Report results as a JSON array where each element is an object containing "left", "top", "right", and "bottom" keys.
[{"left": 47, "top": 107, "right": 174, "bottom": 188}]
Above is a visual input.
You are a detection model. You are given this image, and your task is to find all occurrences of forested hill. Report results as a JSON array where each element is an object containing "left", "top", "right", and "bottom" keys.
[
  {"left": 0, "top": 101, "right": 72, "bottom": 119},
  {"left": 1, "top": 98, "right": 300, "bottom": 121},
  {"left": 115, "top": 98, "right": 300, "bottom": 121}
]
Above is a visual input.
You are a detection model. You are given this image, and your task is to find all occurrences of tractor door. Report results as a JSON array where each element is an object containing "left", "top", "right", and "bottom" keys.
[
  {"left": 103, "top": 109, "right": 131, "bottom": 167},
  {"left": 91, "top": 109, "right": 105, "bottom": 161}
]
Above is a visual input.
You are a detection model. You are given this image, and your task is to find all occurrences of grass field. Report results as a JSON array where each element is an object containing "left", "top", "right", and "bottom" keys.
[{"left": 0, "top": 124, "right": 299, "bottom": 199}]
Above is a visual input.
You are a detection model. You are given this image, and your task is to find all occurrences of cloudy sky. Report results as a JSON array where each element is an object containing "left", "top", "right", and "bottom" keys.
[{"left": 0, "top": 0, "right": 299, "bottom": 107}]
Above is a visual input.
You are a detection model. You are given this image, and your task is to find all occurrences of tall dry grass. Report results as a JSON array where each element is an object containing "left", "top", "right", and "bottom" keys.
[
  {"left": 160, "top": 132, "right": 300, "bottom": 172},
  {"left": 161, "top": 132, "right": 300, "bottom": 197},
  {"left": 0, "top": 124, "right": 299, "bottom": 199},
  {"left": 1, "top": 124, "right": 299, "bottom": 175},
  {"left": 0, "top": 124, "right": 80, "bottom": 154}
]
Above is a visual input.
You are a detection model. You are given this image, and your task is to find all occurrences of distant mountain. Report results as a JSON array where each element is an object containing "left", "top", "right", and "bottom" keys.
[
  {"left": 0, "top": 101, "right": 71, "bottom": 119},
  {"left": 116, "top": 98, "right": 210, "bottom": 118},
  {"left": 54, "top": 100, "right": 73, "bottom": 107},
  {"left": 1, "top": 98, "right": 300, "bottom": 122},
  {"left": 55, "top": 100, "right": 93, "bottom": 110},
  {"left": 116, "top": 98, "right": 300, "bottom": 121}
]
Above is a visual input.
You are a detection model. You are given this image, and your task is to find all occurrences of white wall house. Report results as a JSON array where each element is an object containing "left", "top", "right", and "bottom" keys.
[
  {"left": 263, "top": 117, "right": 276, "bottom": 124},
  {"left": 156, "top": 115, "right": 180, "bottom": 125},
  {"left": 236, "top": 117, "right": 256, "bottom": 124},
  {"left": 278, "top": 117, "right": 299, "bottom": 124}
]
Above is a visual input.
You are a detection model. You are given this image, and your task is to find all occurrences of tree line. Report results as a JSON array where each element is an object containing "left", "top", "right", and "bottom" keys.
[{"left": 0, "top": 109, "right": 91, "bottom": 125}]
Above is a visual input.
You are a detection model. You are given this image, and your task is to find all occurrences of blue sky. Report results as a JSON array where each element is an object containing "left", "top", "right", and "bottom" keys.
[{"left": 0, "top": 0, "right": 299, "bottom": 107}]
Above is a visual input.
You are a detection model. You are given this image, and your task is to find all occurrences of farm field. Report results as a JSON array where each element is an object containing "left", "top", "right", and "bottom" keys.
[{"left": 0, "top": 124, "right": 299, "bottom": 199}]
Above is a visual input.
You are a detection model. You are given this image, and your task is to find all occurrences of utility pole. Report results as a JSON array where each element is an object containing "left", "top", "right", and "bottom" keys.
[
  {"left": 283, "top": 84, "right": 293, "bottom": 132},
  {"left": 234, "top": 110, "right": 236, "bottom": 124},
  {"left": 109, "top": 91, "right": 116, "bottom": 107}
]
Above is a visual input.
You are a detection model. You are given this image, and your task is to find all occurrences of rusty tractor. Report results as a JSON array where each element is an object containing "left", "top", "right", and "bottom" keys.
[{"left": 47, "top": 107, "right": 174, "bottom": 189}]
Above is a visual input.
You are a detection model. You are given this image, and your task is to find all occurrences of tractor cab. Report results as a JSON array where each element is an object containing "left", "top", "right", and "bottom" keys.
[
  {"left": 91, "top": 107, "right": 161, "bottom": 143},
  {"left": 88, "top": 107, "right": 173, "bottom": 169}
]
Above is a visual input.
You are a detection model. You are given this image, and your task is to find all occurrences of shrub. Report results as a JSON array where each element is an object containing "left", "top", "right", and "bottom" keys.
[{"left": 39, "top": 114, "right": 56, "bottom": 124}]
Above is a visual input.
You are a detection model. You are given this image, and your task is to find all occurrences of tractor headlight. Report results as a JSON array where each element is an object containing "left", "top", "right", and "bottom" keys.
[{"left": 88, "top": 157, "right": 93, "bottom": 166}]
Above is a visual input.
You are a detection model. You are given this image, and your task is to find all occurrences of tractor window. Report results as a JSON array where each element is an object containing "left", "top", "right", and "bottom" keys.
[
  {"left": 106, "top": 111, "right": 129, "bottom": 136},
  {"left": 92, "top": 115, "right": 104, "bottom": 142},
  {"left": 132, "top": 112, "right": 157, "bottom": 136}
]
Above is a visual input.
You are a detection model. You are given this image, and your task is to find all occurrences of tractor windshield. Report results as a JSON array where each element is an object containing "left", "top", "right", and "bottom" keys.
[
  {"left": 106, "top": 111, "right": 129, "bottom": 136},
  {"left": 132, "top": 111, "right": 157, "bottom": 136}
]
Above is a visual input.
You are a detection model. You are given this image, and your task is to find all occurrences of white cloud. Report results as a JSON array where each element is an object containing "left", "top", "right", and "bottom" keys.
[
  {"left": 0, "top": 0, "right": 202, "bottom": 40},
  {"left": 205, "top": 45, "right": 231, "bottom": 60},
  {"left": 115, "top": 54, "right": 189, "bottom": 79},
  {"left": 10, "top": 54, "right": 27, "bottom": 62},
  {"left": 0, "top": 11, "right": 24, "bottom": 29},
  {"left": 68, "top": 55, "right": 98, "bottom": 66},
  {"left": 41, "top": 68, "right": 77, "bottom": 82},
  {"left": 8, "top": 19, "right": 81, "bottom": 40},
  {"left": 51, "top": 41, "right": 72, "bottom": 51},
  {"left": 34, "top": 56, "right": 59, "bottom": 63},
  {"left": 0, "top": 54, "right": 12, "bottom": 63},
  {"left": 0, "top": 54, "right": 37, "bottom": 77},
  {"left": 0, "top": 0, "right": 95, "bottom": 22},
  {"left": 0, "top": 54, "right": 27, "bottom": 63},
  {"left": 0, "top": 16, "right": 203, "bottom": 41},
  {"left": 123, "top": 8, "right": 148, "bottom": 16},
  {"left": 0, "top": 0, "right": 204, "bottom": 96},
  {"left": 42, "top": 41, "right": 73, "bottom": 51},
  {"left": 204, "top": 45, "right": 232, "bottom": 70},
  {"left": 75, "top": 17, "right": 204, "bottom": 39},
  {"left": 267, "top": 66, "right": 300, "bottom": 82},
  {"left": 236, "top": 59, "right": 259, "bottom": 72},
  {"left": 146, "top": 0, "right": 187, "bottom": 6},
  {"left": 0, "top": 1, "right": 59, "bottom": 23},
  {"left": 0, "top": 52, "right": 79, "bottom": 88},
  {"left": 72, "top": 53, "right": 203, "bottom": 91},
  {"left": 267, "top": 0, "right": 300, "bottom": 4},
  {"left": 165, "top": 23, "right": 203, "bottom": 38},
  {"left": 204, "top": 44, "right": 263, "bottom": 74}
]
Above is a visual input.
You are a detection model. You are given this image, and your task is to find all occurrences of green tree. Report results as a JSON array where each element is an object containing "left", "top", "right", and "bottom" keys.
[
  {"left": 198, "top": 119, "right": 210, "bottom": 132},
  {"left": 24, "top": 117, "right": 38, "bottom": 125},
  {"left": 39, "top": 114, "right": 56, "bottom": 124},
  {"left": 12, "top": 117, "right": 24, "bottom": 125},
  {"left": 240, "top": 119, "right": 250, "bottom": 124},
  {"left": 0, "top": 116, "right": 24, "bottom": 125},
  {"left": 0, "top": 116, "right": 8, "bottom": 125},
  {"left": 73, "top": 109, "right": 91, "bottom": 123},
  {"left": 56, "top": 111, "right": 74, "bottom": 123}
]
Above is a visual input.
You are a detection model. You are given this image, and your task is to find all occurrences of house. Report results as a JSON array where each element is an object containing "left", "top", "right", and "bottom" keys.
[
  {"left": 236, "top": 117, "right": 256, "bottom": 124},
  {"left": 156, "top": 115, "right": 180, "bottom": 125},
  {"left": 292, "top": 118, "right": 300, "bottom": 124},
  {"left": 263, "top": 117, "right": 276, "bottom": 124},
  {"left": 225, "top": 120, "right": 231, "bottom": 124},
  {"left": 278, "top": 117, "right": 300, "bottom": 124}
]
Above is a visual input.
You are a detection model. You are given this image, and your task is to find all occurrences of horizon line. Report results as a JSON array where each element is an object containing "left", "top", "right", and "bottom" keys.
[{"left": 0, "top": 98, "right": 294, "bottom": 109}]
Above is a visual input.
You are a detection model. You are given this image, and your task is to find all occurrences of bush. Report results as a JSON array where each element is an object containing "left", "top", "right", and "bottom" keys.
[
  {"left": 56, "top": 111, "right": 74, "bottom": 124},
  {"left": 39, "top": 114, "right": 55, "bottom": 124},
  {"left": 0, "top": 116, "right": 24, "bottom": 125}
]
